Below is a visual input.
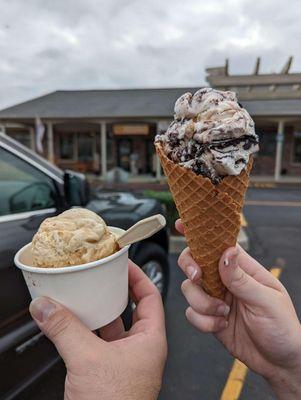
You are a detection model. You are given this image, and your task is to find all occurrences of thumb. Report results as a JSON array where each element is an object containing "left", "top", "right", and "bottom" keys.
[
  {"left": 219, "top": 247, "right": 272, "bottom": 306},
  {"left": 30, "top": 297, "right": 100, "bottom": 367}
]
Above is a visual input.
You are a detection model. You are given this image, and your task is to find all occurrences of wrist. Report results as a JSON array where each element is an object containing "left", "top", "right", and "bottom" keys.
[
  {"left": 267, "top": 363, "right": 301, "bottom": 399},
  {"left": 267, "top": 324, "right": 301, "bottom": 399}
]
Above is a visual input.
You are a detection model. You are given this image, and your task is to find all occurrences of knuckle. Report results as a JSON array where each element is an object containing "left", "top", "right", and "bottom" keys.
[
  {"left": 183, "top": 285, "right": 211, "bottom": 313},
  {"left": 203, "top": 317, "right": 223, "bottom": 333},
  {"left": 153, "top": 285, "right": 162, "bottom": 300},
  {"left": 200, "top": 317, "right": 216, "bottom": 333},
  {"left": 230, "top": 269, "right": 248, "bottom": 291},
  {"left": 186, "top": 307, "right": 205, "bottom": 331},
  {"left": 189, "top": 292, "right": 205, "bottom": 313},
  {"left": 200, "top": 298, "right": 218, "bottom": 315},
  {"left": 177, "top": 254, "right": 185, "bottom": 268},
  {"left": 149, "top": 279, "right": 162, "bottom": 298},
  {"left": 186, "top": 306, "right": 224, "bottom": 333},
  {"left": 211, "top": 318, "right": 223, "bottom": 333},
  {"left": 181, "top": 279, "right": 190, "bottom": 293},
  {"left": 46, "top": 308, "right": 74, "bottom": 339},
  {"left": 178, "top": 248, "right": 190, "bottom": 268},
  {"left": 185, "top": 306, "right": 192, "bottom": 320}
]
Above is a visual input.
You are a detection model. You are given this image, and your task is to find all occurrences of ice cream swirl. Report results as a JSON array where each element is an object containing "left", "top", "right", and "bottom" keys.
[
  {"left": 32, "top": 208, "right": 118, "bottom": 268},
  {"left": 156, "top": 88, "right": 259, "bottom": 183}
]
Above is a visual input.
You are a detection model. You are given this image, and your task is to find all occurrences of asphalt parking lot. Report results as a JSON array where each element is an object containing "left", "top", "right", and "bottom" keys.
[{"left": 19, "top": 186, "right": 301, "bottom": 400}]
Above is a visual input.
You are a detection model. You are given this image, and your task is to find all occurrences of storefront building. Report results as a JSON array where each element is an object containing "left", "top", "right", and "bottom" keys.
[
  {"left": 0, "top": 61, "right": 301, "bottom": 180},
  {"left": 206, "top": 58, "right": 301, "bottom": 180},
  {"left": 0, "top": 88, "right": 181, "bottom": 179}
]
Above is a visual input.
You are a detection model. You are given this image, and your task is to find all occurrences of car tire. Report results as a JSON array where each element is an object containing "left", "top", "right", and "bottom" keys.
[
  {"left": 132, "top": 242, "right": 169, "bottom": 300},
  {"left": 122, "top": 242, "right": 169, "bottom": 330}
]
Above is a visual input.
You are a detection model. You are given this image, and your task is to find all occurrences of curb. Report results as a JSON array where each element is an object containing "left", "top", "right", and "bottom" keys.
[{"left": 169, "top": 227, "right": 249, "bottom": 254}]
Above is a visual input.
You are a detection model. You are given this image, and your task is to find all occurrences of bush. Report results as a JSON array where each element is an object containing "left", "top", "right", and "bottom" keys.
[{"left": 144, "top": 190, "right": 179, "bottom": 232}]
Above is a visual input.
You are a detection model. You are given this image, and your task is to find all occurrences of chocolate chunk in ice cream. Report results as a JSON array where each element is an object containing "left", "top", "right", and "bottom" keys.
[{"left": 155, "top": 88, "right": 259, "bottom": 183}]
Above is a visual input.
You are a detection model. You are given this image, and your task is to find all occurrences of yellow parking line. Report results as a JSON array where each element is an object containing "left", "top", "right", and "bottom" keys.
[
  {"left": 240, "top": 213, "right": 247, "bottom": 227},
  {"left": 220, "top": 359, "right": 248, "bottom": 400},
  {"left": 250, "top": 182, "right": 276, "bottom": 188},
  {"left": 245, "top": 200, "right": 301, "bottom": 207},
  {"left": 220, "top": 267, "right": 283, "bottom": 400},
  {"left": 270, "top": 268, "right": 282, "bottom": 279}
]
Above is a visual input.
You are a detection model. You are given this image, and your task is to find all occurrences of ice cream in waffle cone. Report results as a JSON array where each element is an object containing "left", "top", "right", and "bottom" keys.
[{"left": 155, "top": 88, "right": 258, "bottom": 299}]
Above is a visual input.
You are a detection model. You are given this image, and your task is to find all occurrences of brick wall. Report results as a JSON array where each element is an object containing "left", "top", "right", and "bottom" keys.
[
  {"left": 252, "top": 155, "right": 275, "bottom": 175},
  {"left": 251, "top": 123, "right": 301, "bottom": 176},
  {"left": 282, "top": 127, "right": 301, "bottom": 176},
  {"left": 252, "top": 124, "right": 276, "bottom": 176}
]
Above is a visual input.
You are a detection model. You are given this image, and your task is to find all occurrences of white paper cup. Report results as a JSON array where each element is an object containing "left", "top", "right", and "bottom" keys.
[{"left": 14, "top": 227, "right": 129, "bottom": 330}]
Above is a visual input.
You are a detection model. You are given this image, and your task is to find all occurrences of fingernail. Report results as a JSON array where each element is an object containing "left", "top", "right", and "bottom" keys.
[
  {"left": 186, "top": 266, "right": 197, "bottom": 281},
  {"left": 224, "top": 251, "right": 239, "bottom": 268},
  {"left": 217, "top": 304, "right": 230, "bottom": 317},
  {"left": 29, "top": 297, "right": 56, "bottom": 323}
]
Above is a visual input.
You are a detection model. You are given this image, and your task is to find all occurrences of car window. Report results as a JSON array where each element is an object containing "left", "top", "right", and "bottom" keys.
[{"left": 0, "top": 147, "right": 56, "bottom": 216}]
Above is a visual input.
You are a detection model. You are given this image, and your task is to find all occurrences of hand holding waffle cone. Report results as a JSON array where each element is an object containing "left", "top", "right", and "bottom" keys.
[{"left": 155, "top": 88, "right": 259, "bottom": 299}]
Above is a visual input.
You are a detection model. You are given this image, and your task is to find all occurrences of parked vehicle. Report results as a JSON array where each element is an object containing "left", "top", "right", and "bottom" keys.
[{"left": 0, "top": 132, "right": 169, "bottom": 400}]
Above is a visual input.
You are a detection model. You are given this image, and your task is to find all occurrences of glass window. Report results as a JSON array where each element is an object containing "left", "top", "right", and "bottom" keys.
[
  {"left": 117, "top": 139, "right": 132, "bottom": 171},
  {"left": 293, "top": 133, "right": 301, "bottom": 163},
  {"left": 0, "top": 147, "right": 56, "bottom": 216},
  {"left": 59, "top": 133, "right": 76, "bottom": 160},
  {"left": 78, "top": 133, "right": 94, "bottom": 162},
  {"left": 8, "top": 131, "right": 31, "bottom": 148},
  {"left": 107, "top": 131, "right": 114, "bottom": 165},
  {"left": 256, "top": 129, "right": 276, "bottom": 156}
]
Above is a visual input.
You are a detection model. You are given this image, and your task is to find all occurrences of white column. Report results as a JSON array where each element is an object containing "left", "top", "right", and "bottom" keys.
[
  {"left": 0, "top": 124, "right": 6, "bottom": 134},
  {"left": 155, "top": 121, "right": 168, "bottom": 180},
  {"left": 29, "top": 127, "right": 35, "bottom": 150},
  {"left": 156, "top": 154, "right": 161, "bottom": 180},
  {"left": 92, "top": 132, "right": 98, "bottom": 173},
  {"left": 100, "top": 122, "right": 107, "bottom": 179},
  {"left": 47, "top": 122, "right": 54, "bottom": 163},
  {"left": 274, "top": 120, "right": 285, "bottom": 182}
]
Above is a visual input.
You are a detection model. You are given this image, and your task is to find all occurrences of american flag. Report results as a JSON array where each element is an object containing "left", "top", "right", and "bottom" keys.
[{"left": 35, "top": 116, "right": 45, "bottom": 153}]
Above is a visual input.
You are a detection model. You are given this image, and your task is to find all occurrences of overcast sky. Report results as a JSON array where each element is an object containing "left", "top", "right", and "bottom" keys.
[{"left": 0, "top": 0, "right": 301, "bottom": 109}]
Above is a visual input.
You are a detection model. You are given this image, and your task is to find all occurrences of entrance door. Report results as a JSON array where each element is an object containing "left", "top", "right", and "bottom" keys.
[
  {"left": 146, "top": 139, "right": 155, "bottom": 174},
  {"left": 117, "top": 138, "right": 132, "bottom": 171}
]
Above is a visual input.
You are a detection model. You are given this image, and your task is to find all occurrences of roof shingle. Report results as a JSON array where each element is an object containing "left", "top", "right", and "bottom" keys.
[{"left": 0, "top": 88, "right": 300, "bottom": 119}]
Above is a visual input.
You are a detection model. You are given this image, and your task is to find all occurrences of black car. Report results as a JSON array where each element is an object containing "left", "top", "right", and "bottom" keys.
[{"left": 0, "top": 132, "right": 169, "bottom": 400}]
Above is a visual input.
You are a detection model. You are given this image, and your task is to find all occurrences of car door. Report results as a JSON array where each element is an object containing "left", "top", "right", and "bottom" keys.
[{"left": 0, "top": 145, "right": 61, "bottom": 397}]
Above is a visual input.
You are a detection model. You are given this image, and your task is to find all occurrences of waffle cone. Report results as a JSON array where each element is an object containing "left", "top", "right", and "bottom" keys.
[{"left": 156, "top": 144, "right": 252, "bottom": 299}]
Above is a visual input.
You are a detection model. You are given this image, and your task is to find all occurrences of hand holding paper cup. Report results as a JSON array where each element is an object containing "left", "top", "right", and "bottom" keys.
[{"left": 14, "top": 209, "right": 166, "bottom": 330}]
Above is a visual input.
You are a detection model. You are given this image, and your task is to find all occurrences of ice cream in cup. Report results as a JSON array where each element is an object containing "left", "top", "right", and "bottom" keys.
[
  {"left": 15, "top": 208, "right": 166, "bottom": 330},
  {"left": 14, "top": 209, "right": 128, "bottom": 330}
]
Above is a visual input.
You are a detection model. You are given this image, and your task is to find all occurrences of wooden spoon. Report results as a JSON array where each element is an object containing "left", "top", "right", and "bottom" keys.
[{"left": 117, "top": 214, "right": 166, "bottom": 248}]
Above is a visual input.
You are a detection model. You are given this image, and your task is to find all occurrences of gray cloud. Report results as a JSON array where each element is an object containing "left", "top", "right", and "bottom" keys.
[
  {"left": 37, "top": 48, "right": 66, "bottom": 60},
  {"left": 0, "top": 0, "right": 300, "bottom": 109}
]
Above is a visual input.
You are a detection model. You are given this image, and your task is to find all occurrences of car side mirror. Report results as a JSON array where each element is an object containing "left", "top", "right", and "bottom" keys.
[{"left": 64, "top": 170, "right": 90, "bottom": 207}]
